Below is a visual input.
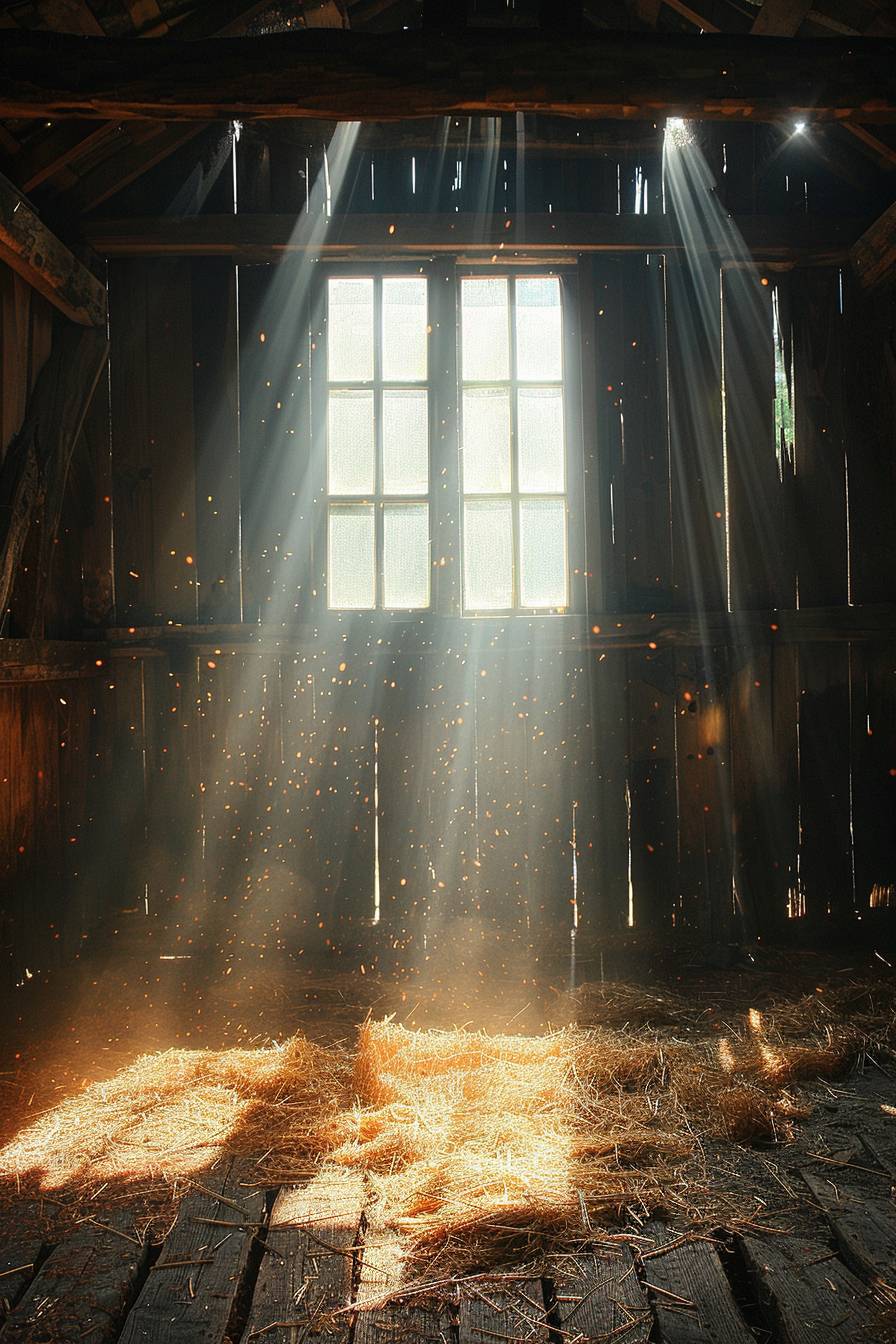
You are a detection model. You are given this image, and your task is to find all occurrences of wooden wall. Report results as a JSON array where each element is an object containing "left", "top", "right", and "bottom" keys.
[{"left": 2, "top": 121, "right": 895, "bottom": 981}]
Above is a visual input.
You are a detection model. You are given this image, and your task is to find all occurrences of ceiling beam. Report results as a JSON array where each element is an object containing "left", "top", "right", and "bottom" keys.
[
  {"left": 0, "top": 30, "right": 895, "bottom": 124},
  {"left": 81, "top": 210, "right": 865, "bottom": 266},
  {"left": 842, "top": 122, "right": 896, "bottom": 169},
  {"left": 0, "top": 172, "right": 106, "bottom": 324},
  {"left": 750, "top": 0, "right": 813, "bottom": 36},
  {"left": 851, "top": 198, "right": 896, "bottom": 289}
]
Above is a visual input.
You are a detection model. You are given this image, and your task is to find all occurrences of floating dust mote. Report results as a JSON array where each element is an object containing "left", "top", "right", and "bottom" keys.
[{"left": 0, "top": 1033, "right": 348, "bottom": 1196}]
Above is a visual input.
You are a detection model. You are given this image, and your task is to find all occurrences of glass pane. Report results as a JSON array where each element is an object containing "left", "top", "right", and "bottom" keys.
[
  {"left": 518, "top": 387, "right": 565, "bottom": 492},
  {"left": 462, "top": 388, "right": 511, "bottom": 494},
  {"left": 327, "top": 390, "right": 375, "bottom": 495},
  {"left": 519, "top": 498, "right": 567, "bottom": 608},
  {"left": 464, "top": 499, "right": 513, "bottom": 610},
  {"left": 516, "top": 276, "right": 562, "bottom": 381},
  {"left": 382, "top": 277, "right": 428, "bottom": 381},
  {"left": 383, "top": 389, "right": 428, "bottom": 495},
  {"left": 461, "top": 277, "right": 510, "bottom": 381},
  {"left": 328, "top": 277, "right": 374, "bottom": 382},
  {"left": 328, "top": 506, "right": 375, "bottom": 609},
  {"left": 383, "top": 503, "right": 430, "bottom": 608}
]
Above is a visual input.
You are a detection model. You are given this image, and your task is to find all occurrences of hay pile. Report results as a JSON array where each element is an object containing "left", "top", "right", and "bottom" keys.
[
  {"left": 0, "top": 969, "right": 890, "bottom": 1280},
  {"left": 322, "top": 990, "right": 884, "bottom": 1276},
  {"left": 0, "top": 1034, "right": 346, "bottom": 1196}
]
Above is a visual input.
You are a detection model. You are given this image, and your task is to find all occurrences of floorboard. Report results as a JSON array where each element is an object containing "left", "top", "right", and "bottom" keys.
[
  {"left": 801, "top": 1167, "right": 896, "bottom": 1290},
  {"left": 637, "top": 1221, "right": 754, "bottom": 1344},
  {"left": 739, "top": 1232, "right": 884, "bottom": 1344},
  {"left": 117, "top": 1158, "right": 265, "bottom": 1344},
  {"left": 0, "top": 1204, "right": 46, "bottom": 1322},
  {"left": 457, "top": 1277, "right": 551, "bottom": 1344},
  {"left": 548, "top": 1250, "right": 652, "bottom": 1343},
  {"left": 0, "top": 1208, "right": 149, "bottom": 1344},
  {"left": 239, "top": 1166, "right": 364, "bottom": 1344}
]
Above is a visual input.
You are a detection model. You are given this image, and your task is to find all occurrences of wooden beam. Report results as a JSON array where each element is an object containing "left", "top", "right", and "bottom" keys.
[
  {"left": 82, "top": 210, "right": 866, "bottom": 265},
  {"left": 302, "top": 0, "right": 349, "bottom": 25},
  {"left": 0, "top": 30, "right": 894, "bottom": 124},
  {"left": 9, "top": 121, "right": 121, "bottom": 194},
  {"left": 99, "top": 604, "right": 896, "bottom": 653},
  {"left": 0, "top": 638, "right": 114, "bottom": 683},
  {"left": 750, "top": 0, "right": 813, "bottom": 36},
  {"left": 843, "top": 122, "right": 896, "bottom": 168},
  {"left": 0, "top": 172, "right": 106, "bottom": 324},
  {"left": 851, "top": 198, "right": 896, "bottom": 288},
  {"left": 63, "top": 122, "right": 207, "bottom": 214},
  {"left": 0, "top": 320, "right": 109, "bottom": 629}
]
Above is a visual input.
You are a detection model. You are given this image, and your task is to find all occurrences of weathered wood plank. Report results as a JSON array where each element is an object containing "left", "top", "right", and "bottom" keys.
[
  {"left": 0, "top": 320, "right": 109, "bottom": 628},
  {"left": 0, "top": 1204, "right": 47, "bottom": 1324},
  {"left": 852, "top": 199, "right": 896, "bottom": 290},
  {"left": 0, "top": 1211, "right": 150, "bottom": 1344},
  {"left": 801, "top": 1170, "right": 896, "bottom": 1290},
  {"left": 549, "top": 1250, "right": 652, "bottom": 1342},
  {"left": 1, "top": 30, "right": 894, "bottom": 124},
  {"left": 239, "top": 1167, "right": 364, "bottom": 1344},
  {"left": 637, "top": 1224, "right": 753, "bottom": 1344},
  {"left": 82, "top": 212, "right": 867, "bottom": 264},
  {"left": 739, "top": 1233, "right": 882, "bottom": 1344},
  {"left": 192, "top": 259, "right": 242, "bottom": 623},
  {"left": 117, "top": 1160, "right": 265, "bottom": 1344},
  {"left": 458, "top": 1278, "right": 549, "bottom": 1344},
  {"left": 0, "top": 172, "right": 106, "bottom": 326}
]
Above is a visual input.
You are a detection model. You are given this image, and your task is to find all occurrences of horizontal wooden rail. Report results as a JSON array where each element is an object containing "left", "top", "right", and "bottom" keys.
[{"left": 83, "top": 212, "right": 865, "bottom": 267}]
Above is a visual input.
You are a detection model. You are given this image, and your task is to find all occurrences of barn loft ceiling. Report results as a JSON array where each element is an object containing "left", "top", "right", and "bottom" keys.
[{"left": 0, "top": 0, "right": 894, "bottom": 229}]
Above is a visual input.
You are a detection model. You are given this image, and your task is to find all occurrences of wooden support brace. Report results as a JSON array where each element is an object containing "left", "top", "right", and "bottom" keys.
[
  {"left": 851, "top": 198, "right": 896, "bottom": 289},
  {"left": 0, "top": 172, "right": 107, "bottom": 326}
]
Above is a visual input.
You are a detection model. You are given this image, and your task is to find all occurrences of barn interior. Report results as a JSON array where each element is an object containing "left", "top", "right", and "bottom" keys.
[{"left": 1, "top": 2, "right": 896, "bottom": 1341}]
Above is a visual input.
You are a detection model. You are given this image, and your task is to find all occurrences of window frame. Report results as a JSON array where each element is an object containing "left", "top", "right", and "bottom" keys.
[{"left": 311, "top": 259, "right": 586, "bottom": 621}]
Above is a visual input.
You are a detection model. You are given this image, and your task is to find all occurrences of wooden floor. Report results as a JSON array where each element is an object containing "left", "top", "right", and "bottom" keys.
[{"left": 1, "top": 1072, "right": 895, "bottom": 1344}]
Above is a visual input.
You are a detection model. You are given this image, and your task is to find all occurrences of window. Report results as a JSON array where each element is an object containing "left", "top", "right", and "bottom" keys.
[
  {"left": 326, "top": 275, "right": 431, "bottom": 610},
  {"left": 323, "top": 268, "right": 572, "bottom": 614},
  {"left": 460, "top": 275, "right": 568, "bottom": 611}
]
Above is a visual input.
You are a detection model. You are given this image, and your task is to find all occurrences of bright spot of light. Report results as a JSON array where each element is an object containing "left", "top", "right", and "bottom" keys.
[
  {"left": 793, "top": 120, "right": 807, "bottom": 135},
  {"left": 664, "top": 117, "right": 695, "bottom": 150}
]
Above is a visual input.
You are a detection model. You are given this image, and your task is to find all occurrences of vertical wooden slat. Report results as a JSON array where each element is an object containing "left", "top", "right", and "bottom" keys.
[
  {"left": 667, "top": 257, "right": 726, "bottom": 614},
  {"left": 674, "top": 645, "right": 734, "bottom": 943},
  {"left": 723, "top": 268, "right": 779, "bottom": 612},
  {"left": 626, "top": 648, "right": 677, "bottom": 935},
  {"left": 851, "top": 643, "right": 896, "bottom": 915},
  {"left": 79, "top": 355, "right": 114, "bottom": 627},
  {"left": 590, "top": 257, "right": 625, "bottom": 608},
  {"left": 792, "top": 268, "right": 853, "bottom": 926},
  {"left": 111, "top": 260, "right": 197, "bottom": 626},
  {"left": 144, "top": 260, "right": 198, "bottom": 623},
  {"left": 192, "top": 259, "right": 242, "bottom": 622},
  {"left": 793, "top": 268, "right": 848, "bottom": 608},
  {"left": 798, "top": 643, "right": 853, "bottom": 925},
  {"left": 110, "top": 260, "right": 153, "bottom": 623},
  {"left": 724, "top": 271, "right": 797, "bottom": 938},
  {"left": 619, "top": 253, "right": 673, "bottom": 613}
]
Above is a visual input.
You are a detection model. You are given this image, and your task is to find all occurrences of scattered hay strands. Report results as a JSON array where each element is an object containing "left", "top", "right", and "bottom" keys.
[{"left": 0, "top": 973, "right": 890, "bottom": 1287}]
